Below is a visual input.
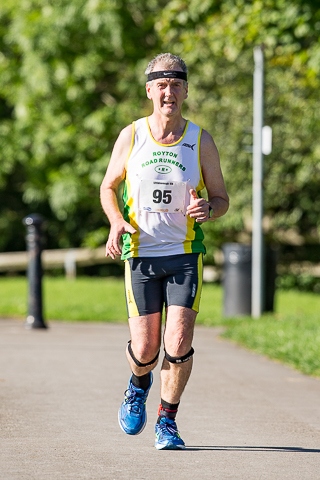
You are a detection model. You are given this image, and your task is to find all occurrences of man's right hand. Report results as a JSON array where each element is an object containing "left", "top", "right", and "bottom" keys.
[{"left": 105, "top": 220, "right": 136, "bottom": 259}]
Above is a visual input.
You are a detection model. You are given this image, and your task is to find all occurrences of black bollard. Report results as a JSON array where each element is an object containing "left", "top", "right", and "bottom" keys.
[{"left": 23, "top": 213, "right": 47, "bottom": 329}]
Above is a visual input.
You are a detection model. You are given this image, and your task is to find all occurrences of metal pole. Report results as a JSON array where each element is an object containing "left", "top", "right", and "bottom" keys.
[
  {"left": 252, "top": 46, "right": 264, "bottom": 318},
  {"left": 23, "top": 213, "right": 47, "bottom": 329}
]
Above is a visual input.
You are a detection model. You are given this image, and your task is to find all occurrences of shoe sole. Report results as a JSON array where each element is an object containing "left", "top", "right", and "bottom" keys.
[
  {"left": 118, "top": 407, "right": 147, "bottom": 436},
  {"left": 155, "top": 442, "right": 186, "bottom": 450}
]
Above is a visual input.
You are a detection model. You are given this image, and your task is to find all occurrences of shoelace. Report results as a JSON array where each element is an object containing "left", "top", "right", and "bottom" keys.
[
  {"left": 124, "top": 386, "right": 146, "bottom": 414},
  {"left": 158, "top": 418, "right": 179, "bottom": 437}
]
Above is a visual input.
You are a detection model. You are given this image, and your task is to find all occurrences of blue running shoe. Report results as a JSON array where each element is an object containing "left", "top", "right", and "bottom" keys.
[
  {"left": 118, "top": 373, "right": 153, "bottom": 435},
  {"left": 154, "top": 417, "right": 186, "bottom": 450}
]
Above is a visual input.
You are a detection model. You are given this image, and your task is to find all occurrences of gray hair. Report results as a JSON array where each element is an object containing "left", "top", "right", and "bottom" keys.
[{"left": 145, "top": 53, "right": 188, "bottom": 75}]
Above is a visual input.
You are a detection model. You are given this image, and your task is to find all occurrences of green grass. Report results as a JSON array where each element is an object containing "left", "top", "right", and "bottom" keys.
[
  {"left": 0, "top": 276, "right": 127, "bottom": 322},
  {"left": 220, "top": 289, "right": 320, "bottom": 377},
  {"left": 1, "top": 276, "right": 320, "bottom": 377},
  {"left": 222, "top": 314, "right": 320, "bottom": 377},
  {"left": 0, "top": 276, "right": 223, "bottom": 323}
]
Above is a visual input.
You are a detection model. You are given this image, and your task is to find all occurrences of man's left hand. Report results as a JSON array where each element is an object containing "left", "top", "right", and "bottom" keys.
[{"left": 186, "top": 189, "right": 211, "bottom": 223}]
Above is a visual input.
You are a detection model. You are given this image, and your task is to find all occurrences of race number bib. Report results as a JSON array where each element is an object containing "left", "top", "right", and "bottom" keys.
[{"left": 139, "top": 179, "right": 187, "bottom": 213}]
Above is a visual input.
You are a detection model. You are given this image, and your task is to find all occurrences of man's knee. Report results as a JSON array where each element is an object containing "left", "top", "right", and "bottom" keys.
[{"left": 127, "top": 340, "right": 160, "bottom": 367}]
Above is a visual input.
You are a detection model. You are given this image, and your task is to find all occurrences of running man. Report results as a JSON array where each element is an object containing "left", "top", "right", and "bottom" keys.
[{"left": 100, "top": 52, "right": 229, "bottom": 449}]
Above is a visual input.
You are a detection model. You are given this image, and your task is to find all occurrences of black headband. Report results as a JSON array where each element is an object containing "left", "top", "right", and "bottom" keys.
[{"left": 147, "top": 70, "right": 187, "bottom": 82}]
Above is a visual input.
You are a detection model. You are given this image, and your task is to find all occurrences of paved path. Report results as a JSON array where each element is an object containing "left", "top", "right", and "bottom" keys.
[{"left": 1, "top": 319, "right": 320, "bottom": 479}]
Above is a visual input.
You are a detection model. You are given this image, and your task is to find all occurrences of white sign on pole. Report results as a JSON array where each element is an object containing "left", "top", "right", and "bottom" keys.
[{"left": 262, "top": 125, "right": 272, "bottom": 155}]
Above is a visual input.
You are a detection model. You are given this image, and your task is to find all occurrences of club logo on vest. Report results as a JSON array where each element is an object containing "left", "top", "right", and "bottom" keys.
[
  {"left": 182, "top": 143, "right": 196, "bottom": 150},
  {"left": 155, "top": 165, "right": 172, "bottom": 174}
]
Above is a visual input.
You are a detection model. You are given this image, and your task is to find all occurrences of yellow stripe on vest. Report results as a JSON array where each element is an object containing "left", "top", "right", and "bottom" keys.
[{"left": 192, "top": 254, "right": 203, "bottom": 312}]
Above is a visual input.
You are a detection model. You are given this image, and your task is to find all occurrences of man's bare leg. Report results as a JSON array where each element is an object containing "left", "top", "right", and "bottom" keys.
[
  {"left": 119, "top": 312, "right": 162, "bottom": 435},
  {"left": 155, "top": 306, "right": 196, "bottom": 449},
  {"left": 126, "top": 312, "right": 162, "bottom": 375},
  {"left": 160, "top": 305, "right": 196, "bottom": 403}
]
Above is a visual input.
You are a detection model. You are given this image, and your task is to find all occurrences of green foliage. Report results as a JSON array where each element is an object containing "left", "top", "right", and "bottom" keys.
[
  {"left": 0, "top": 0, "right": 320, "bottom": 258},
  {"left": 156, "top": 0, "right": 320, "bottom": 246},
  {"left": 277, "top": 272, "right": 320, "bottom": 292},
  {"left": 0, "top": 0, "right": 162, "bottom": 250}
]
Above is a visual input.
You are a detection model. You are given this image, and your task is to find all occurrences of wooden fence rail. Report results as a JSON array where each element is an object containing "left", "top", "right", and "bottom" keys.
[{"left": 0, "top": 247, "right": 120, "bottom": 277}]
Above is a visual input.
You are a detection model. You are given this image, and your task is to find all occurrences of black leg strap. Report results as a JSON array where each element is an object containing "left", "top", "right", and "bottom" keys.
[
  {"left": 127, "top": 340, "right": 160, "bottom": 367},
  {"left": 164, "top": 347, "right": 194, "bottom": 364}
]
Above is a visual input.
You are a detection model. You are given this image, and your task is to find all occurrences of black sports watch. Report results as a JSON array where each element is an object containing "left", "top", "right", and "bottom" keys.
[{"left": 208, "top": 203, "right": 214, "bottom": 218}]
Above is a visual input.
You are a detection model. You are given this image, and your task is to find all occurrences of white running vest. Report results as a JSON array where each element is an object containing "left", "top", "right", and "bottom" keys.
[{"left": 121, "top": 117, "right": 206, "bottom": 259}]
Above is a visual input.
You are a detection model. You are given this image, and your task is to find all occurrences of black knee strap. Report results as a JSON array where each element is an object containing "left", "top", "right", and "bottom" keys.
[
  {"left": 127, "top": 340, "right": 160, "bottom": 367},
  {"left": 165, "top": 347, "right": 194, "bottom": 364}
]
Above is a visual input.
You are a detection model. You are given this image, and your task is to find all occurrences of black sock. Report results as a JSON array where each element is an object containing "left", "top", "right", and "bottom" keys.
[
  {"left": 157, "top": 399, "right": 180, "bottom": 423},
  {"left": 131, "top": 372, "right": 151, "bottom": 391}
]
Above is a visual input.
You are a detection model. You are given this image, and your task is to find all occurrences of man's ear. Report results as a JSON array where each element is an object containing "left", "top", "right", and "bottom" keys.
[{"left": 146, "top": 83, "right": 152, "bottom": 99}]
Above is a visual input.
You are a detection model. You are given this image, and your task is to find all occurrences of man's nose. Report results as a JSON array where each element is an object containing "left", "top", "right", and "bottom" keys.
[{"left": 164, "top": 85, "right": 174, "bottom": 96}]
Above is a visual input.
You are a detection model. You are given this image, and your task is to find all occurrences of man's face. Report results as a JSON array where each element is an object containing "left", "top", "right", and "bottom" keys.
[{"left": 146, "top": 64, "right": 188, "bottom": 117}]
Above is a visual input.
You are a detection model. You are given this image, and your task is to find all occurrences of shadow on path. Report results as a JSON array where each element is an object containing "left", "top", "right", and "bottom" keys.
[{"left": 185, "top": 446, "right": 320, "bottom": 453}]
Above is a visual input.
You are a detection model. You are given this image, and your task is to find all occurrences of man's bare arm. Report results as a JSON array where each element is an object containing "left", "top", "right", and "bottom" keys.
[
  {"left": 100, "top": 125, "right": 136, "bottom": 258},
  {"left": 186, "top": 130, "right": 229, "bottom": 222}
]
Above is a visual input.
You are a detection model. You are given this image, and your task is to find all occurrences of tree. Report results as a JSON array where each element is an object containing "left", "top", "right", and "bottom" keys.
[{"left": 0, "top": 0, "right": 163, "bottom": 251}]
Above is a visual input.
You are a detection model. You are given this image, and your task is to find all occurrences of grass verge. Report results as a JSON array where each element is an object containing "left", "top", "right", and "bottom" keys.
[
  {"left": 222, "top": 314, "right": 320, "bottom": 377},
  {"left": 0, "top": 276, "right": 223, "bottom": 324}
]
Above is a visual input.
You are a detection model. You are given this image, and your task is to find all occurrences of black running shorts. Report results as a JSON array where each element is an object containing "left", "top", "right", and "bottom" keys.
[{"left": 124, "top": 253, "right": 203, "bottom": 317}]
